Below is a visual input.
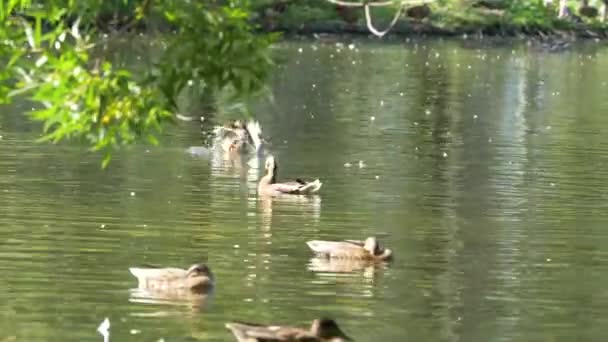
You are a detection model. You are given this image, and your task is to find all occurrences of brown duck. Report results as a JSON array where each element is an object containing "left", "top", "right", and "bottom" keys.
[
  {"left": 225, "top": 318, "right": 352, "bottom": 341},
  {"left": 258, "top": 156, "right": 322, "bottom": 196},
  {"left": 306, "top": 237, "right": 392, "bottom": 261},
  {"left": 129, "top": 263, "right": 214, "bottom": 291},
  {"left": 214, "top": 120, "right": 265, "bottom": 154}
]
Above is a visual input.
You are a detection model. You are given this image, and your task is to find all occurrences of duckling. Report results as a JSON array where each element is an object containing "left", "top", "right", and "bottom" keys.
[
  {"left": 225, "top": 318, "right": 352, "bottom": 342},
  {"left": 129, "top": 263, "right": 214, "bottom": 291},
  {"left": 258, "top": 156, "right": 322, "bottom": 196},
  {"left": 306, "top": 237, "right": 392, "bottom": 261}
]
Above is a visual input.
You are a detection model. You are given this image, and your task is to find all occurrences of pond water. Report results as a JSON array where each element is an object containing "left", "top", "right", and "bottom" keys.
[{"left": 2, "top": 38, "right": 608, "bottom": 341}]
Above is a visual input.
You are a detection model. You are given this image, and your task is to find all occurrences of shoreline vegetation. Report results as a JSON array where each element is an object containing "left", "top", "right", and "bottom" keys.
[
  {"left": 249, "top": 1, "right": 608, "bottom": 40},
  {"left": 44, "top": 1, "right": 608, "bottom": 40}
]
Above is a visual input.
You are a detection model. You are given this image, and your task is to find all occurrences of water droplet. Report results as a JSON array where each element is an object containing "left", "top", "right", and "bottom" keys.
[
  {"left": 348, "top": 43, "right": 355, "bottom": 50},
  {"left": 399, "top": 92, "right": 404, "bottom": 96},
  {"left": 380, "top": 100, "right": 384, "bottom": 107},
  {"left": 425, "top": 109, "right": 431, "bottom": 115},
  {"left": 375, "top": 175, "right": 380, "bottom": 180},
  {"left": 546, "top": 258, "right": 552, "bottom": 262},
  {"left": 370, "top": 116, "right": 376, "bottom": 121},
  {"left": 130, "top": 192, "right": 135, "bottom": 196},
  {"left": 100, "top": 224, "right": 106, "bottom": 229},
  {"left": 473, "top": 114, "right": 478, "bottom": 119},
  {"left": 234, "top": 244, "right": 240, "bottom": 248},
  {"left": 298, "top": 48, "right": 303, "bottom": 53},
  {"left": 442, "top": 152, "right": 448, "bottom": 158},
  {"left": 344, "top": 162, "right": 352, "bottom": 168},
  {"left": 358, "top": 160, "right": 366, "bottom": 168},
  {"left": 130, "top": 329, "right": 140, "bottom": 335}
]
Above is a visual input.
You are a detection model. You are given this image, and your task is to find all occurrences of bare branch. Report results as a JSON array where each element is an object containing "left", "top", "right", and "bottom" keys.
[
  {"left": 325, "top": 0, "right": 396, "bottom": 7},
  {"left": 364, "top": 3, "right": 404, "bottom": 37},
  {"left": 324, "top": 0, "right": 436, "bottom": 37}
]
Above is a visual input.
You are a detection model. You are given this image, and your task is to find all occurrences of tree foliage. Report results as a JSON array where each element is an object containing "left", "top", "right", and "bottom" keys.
[{"left": 0, "top": 0, "right": 276, "bottom": 166}]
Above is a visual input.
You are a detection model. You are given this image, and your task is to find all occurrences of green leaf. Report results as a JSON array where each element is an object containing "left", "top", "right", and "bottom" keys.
[
  {"left": 146, "top": 134, "right": 159, "bottom": 146},
  {"left": 101, "top": 153, "right": 112, "bottom": 169}
]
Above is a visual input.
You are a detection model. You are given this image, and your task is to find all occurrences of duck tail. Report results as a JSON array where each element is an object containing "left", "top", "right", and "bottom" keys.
[
  {"left": 306, "top": 240, "right": 321, "bottom": 252},
  {"left": 297, "top": 179, "right": 322, "bottom": 194},
  {"left": 307, "top": 179, "right": 323, "bottom": 193},
  {"left": 128, "top": 267, "right": 146, "bottom": 284},
  {"left": 245, "top": 120, "right": 263, "bottom": 151}
]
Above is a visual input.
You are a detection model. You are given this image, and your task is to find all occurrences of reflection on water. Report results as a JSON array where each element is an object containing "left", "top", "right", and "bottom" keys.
[{"left": 2, "top": 38, "right": 608, "bottom": 341}]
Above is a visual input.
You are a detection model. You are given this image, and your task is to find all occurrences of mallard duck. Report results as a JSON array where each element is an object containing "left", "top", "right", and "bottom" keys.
[
  {"left": 129, "top": 263, "right": 214, "bottom": 291},
  {"left": 225, "top": 318, "right": 352, "bottom": 342},
  {"left": 213, "top": 120, "right": 265, "bottom": 154},
  {"left": 306, "top": 237, "right": 392, "bottom": 261},
  {"left": 308, "top": 256, "right": 377, "bottom": 275},
  {"left": 258, "top": 156, "right": 322, "bottom": 196}
]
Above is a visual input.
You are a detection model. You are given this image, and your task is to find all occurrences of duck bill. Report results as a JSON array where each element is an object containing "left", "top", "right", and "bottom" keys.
[{"left": 380, "top": 248, "right": 393, "bottom": 260}]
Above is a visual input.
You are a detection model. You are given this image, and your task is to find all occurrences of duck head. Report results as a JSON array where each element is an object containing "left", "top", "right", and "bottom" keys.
[
  {"left": 363, "top": 237, "right": 379, "bottom": 254},
  {"left": 264, "top": 156, "right": 278, "bottom": 182},
  {"left": 363, "top": 237, "right": 393, "bottom": 260},
  {"left": 311, "top": 318, "right": 352, "bottom": 341},
  {"left": 186, "top": 263, "right": 215, "bottom": 284}
]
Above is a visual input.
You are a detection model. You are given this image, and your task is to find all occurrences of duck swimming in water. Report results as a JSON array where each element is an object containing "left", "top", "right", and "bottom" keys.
[
  {"left": 213, "top": 119, "right": 265, "bottom": 155},
  {"left": 257, "top": 156, "right": 322, "bottom": 196},
  {"left": 225, "top": 318, "right": 352, "bottom": 341},
  {"left": 129, "top": 263, "right": 214, "bottom": 292},
  {"left": 306, "top": 237, "right": 393, "bottom": 261}
]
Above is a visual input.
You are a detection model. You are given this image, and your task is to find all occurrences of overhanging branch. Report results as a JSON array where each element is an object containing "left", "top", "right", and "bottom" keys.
[{"left": 324, "top": 0, "right": 435, "bottom": 37}]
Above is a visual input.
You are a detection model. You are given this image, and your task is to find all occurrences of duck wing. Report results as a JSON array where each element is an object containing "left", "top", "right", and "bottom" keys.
[
  {"left": 129, "top": 267, "right": 187, "bottom": 283},
  {"left": 306, "top": 241, "right": 363, "bottom": 254},
  {"left": 270, "top": 179, "right": 322, "bottom": 195}
]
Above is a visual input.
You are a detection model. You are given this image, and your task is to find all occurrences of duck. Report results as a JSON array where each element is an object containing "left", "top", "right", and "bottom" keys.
[
  {"left": 306, "top": 237, "right": 392, "bottom": 261},
  {"left": 308, "top": 256, "right": 378, "bottom": 275},
  {"left": 129, "top": 263, "right": 214, "bottom": 291},
  {"left": 225, "top": 318, "right": 352, "bottom": 342},
  {"left": 213, "top": 119, "right": 265, "bottom": 155},
  {"left": 258, "top": 156, "right": 322, "bottom": 196}
]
